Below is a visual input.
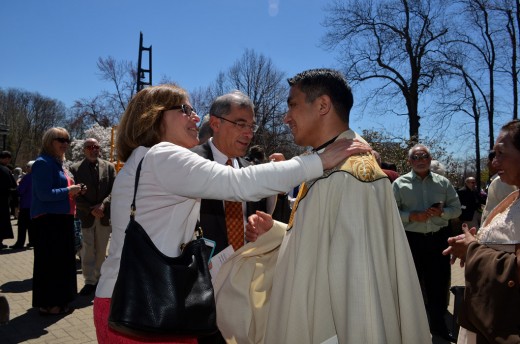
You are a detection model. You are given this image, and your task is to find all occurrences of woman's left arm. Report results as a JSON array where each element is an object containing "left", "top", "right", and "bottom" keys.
[
  {"left": 32, "top": 159, "right": 69, "bottom": 201},
  {"left": 461, "top": 243, "right": 520, "bottom": 340},
  {"left": 465, "top": 243, "right": 519, "bottom": 286}
]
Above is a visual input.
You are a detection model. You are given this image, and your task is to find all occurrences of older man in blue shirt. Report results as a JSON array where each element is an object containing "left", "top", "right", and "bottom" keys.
[{"left": 392, "top": 144, "right": 461, "bottom": 342}]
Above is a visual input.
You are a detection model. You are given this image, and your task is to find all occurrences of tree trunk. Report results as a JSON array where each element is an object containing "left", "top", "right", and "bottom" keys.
[
  {"left": 406, "top": 94, "right": 420, "bottom": 143},
  {"left": 474, "top": 113, "right": 481, "bottom": 189}
]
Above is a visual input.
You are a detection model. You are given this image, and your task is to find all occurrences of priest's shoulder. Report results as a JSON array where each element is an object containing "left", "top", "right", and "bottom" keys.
[{"left": 338, "top": 153, "right": 388, "bottom": 182}]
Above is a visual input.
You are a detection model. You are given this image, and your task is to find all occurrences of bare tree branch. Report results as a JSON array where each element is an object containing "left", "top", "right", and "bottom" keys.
[{"left": 322, "top": 0, "right": 450, "bottom": 141}]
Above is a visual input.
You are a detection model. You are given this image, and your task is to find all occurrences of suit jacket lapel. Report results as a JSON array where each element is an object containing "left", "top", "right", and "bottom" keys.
[{"left": 202, "top": 141, "right": 214, "bottom": 160}]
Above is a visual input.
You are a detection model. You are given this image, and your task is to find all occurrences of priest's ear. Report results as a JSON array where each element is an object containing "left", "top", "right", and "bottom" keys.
[{"left": 316, "top": 95, "right": 332, "bottom": 117}]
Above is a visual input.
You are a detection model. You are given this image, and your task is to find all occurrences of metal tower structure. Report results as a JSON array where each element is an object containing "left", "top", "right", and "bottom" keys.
[{"left": 136, "top": 32, "right": 152, "bottom": 92}]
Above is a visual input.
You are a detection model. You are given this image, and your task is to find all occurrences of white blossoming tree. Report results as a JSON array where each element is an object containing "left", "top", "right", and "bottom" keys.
[{"left": 69, "top": 124, "right": 114, "bottom": 163}]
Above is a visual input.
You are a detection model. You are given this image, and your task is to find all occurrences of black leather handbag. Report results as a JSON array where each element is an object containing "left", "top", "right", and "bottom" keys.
[{"left": 108, "top": 158, "right": 217, "bottom": 338}]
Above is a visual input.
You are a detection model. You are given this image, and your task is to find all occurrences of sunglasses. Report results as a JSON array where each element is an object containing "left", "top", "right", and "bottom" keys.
[
  {"left": 85, "top": 145, "right": 100, "bottom": 151},
  {"left": 54, "top": 137, "right": 71, "bottom": 144},
  {"left": 410, "top": 153, "right": 430, "bottom": 161},
  {"left": 168, "top": 104, "right": 197, "bottom": 118}
]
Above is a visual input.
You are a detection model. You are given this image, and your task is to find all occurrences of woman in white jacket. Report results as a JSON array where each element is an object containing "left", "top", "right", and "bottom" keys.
[{"left": 93, "top": 84, "right": 369, "bottom": 344}]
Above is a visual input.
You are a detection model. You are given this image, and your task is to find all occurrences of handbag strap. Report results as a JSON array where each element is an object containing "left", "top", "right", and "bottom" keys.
[
  {"left": 130, "top": 157, "right": 145, "bottom": 220},
  {"left": 129, "top": 156, "right": 202, "bottom": 241}
]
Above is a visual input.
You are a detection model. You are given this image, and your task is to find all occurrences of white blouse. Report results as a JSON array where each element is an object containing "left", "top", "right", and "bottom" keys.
[
  {"left": 477, "top": 191, "right": 520, "bottom": 253},
  {"left": 96, "top": 142, "right": 323, "bottom": 298}
]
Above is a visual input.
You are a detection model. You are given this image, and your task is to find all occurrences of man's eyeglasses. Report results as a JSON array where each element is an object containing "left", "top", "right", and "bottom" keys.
[
  {"left": 410, "top": 153, "right": 430, "bottom": 161},
  {"left": 213, "top": 115, "right": 259, "bottom": 133},
  {"left": 54, "top": 137, "right": 71, "bottom": 144},
  {"left": 168, "top": 104, "right": 197, "bottom": 118},
  {"left": 85, "top": 145, "right": 100, "bottom": 151}
]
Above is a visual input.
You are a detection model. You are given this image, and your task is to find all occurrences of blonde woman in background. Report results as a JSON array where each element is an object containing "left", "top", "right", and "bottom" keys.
[{"left": 31, "top": 127, "right": 84, "bottom": 315}]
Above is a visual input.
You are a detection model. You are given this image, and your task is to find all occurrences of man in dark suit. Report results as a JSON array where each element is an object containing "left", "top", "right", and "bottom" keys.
[
  {"left": 70, "top": 138, "right": 116, "bottom": 295},
  {"left": 457, "top": 176, "right": 486, "bottom": 230},
  {"left": 192, "top": 91, "right": 274, "bottom": 257},
  {"left": 193, "top": 91, "right": 278, "bottom": 344}
]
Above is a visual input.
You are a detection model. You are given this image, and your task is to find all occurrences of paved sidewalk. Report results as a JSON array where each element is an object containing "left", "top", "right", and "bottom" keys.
[
  {"left": 0, "top": 220, "right": 96, "bottom": 344},
  {"left": 0, "top": 219, "right": 467, "bottom": 343}
]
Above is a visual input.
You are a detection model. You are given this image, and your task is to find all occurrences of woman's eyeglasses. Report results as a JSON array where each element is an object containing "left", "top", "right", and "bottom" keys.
[
  {"left": 168, "top": 104, "right": 197, "bottom": 118},
  {"left": 213, "top": 115, "right": 259, "bottom": 133},
  {"left": 54, "top": 137, "right": 71, "bottom": 144},
  {"left": 85, "top": 145, "right": 100, "bottom": 151},
  {"left": 410, "top": 153, "right": 430, "bottom": 161}
]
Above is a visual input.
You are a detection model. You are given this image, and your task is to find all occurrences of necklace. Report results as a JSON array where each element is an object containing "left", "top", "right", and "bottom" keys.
[{"left": 312, "top": 135, "right": 339, "bottom": 153}]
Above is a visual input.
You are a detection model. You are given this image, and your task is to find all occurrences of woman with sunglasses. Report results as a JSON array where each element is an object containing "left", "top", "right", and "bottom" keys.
[
  {"left": 31, "top": 127, "right": 85, "bottom": 315},
  {"left": 93, "top": 84, "right": 370, "bottom": 344}
]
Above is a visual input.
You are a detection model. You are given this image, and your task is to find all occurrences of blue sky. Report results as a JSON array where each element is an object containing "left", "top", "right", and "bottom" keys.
[
  {"left": 1, "top": 0, "right": 489, "bottom": 157},
  {"left": 1, "top": 0, "right": 409, "bottom": 136},
  {"left": 1, "top": 1, "right": 336, "bottom": 104}
]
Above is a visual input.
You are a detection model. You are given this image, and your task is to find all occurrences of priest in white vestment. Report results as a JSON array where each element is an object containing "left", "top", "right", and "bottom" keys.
[{"left": 213, "top": 68, "right": 430, "bottom": 344}]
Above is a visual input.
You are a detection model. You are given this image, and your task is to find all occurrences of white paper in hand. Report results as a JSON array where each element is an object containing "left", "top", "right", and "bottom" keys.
[{"left": 209, "top": 245, "right": 235, "bottom": 280}]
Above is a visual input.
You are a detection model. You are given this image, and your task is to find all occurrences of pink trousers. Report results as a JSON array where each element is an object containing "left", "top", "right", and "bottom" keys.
[{"left": 93, "top": 297, "right": 197, "bottom": 344}]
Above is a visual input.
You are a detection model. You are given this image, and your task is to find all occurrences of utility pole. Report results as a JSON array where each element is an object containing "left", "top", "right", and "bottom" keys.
[{"left": 136, "top": 32, "right": 152, "bottom": 92}]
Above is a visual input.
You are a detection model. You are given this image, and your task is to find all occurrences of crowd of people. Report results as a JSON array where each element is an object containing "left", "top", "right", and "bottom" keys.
[
  {"left": 0, "top": 67, "right": 518, "bottom": 343},
  {"left": 1, "top": 130, "right": 117, "bottom": 315}
]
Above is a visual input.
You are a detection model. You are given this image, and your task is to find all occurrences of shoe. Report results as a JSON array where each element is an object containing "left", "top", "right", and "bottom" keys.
[
  {"left": 79, "top": 284, "right": 97, "bottom": 296},
  {"left": 432, "top": 330, "right": 456, "bottom": 343},
  {"left": 26, "top": 243, "right": 34, "bottom": 248},
  {"left": 0, "top": 295, "right": 9, "bottom": 324},
  {"left": 0, "top": 244, "right": 7, "bottom": 250},
  {"left": 38, "top": 306, "right": 71, "bottom": 316},
  {"left": 9, "top": 244, "right": 24, "bottom": 250}
]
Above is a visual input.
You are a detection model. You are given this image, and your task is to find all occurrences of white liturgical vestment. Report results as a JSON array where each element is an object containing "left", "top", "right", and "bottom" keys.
[{"left": 214, "top": 130, "right": 431, "bottom": 344}]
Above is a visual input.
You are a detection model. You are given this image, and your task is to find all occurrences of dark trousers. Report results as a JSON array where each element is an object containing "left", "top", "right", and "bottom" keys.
[
  {"left": 32, "top": 214, "right": 77, "bottom": 308},
  {"left": 0, "top": 195, "right": 13, "bottom": 241},
  {"left": 15, "top": 208, "right": 34, "bottom": 246},
  {"left": 406, "top": 227, "right": 451, "bottom": 334}
]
